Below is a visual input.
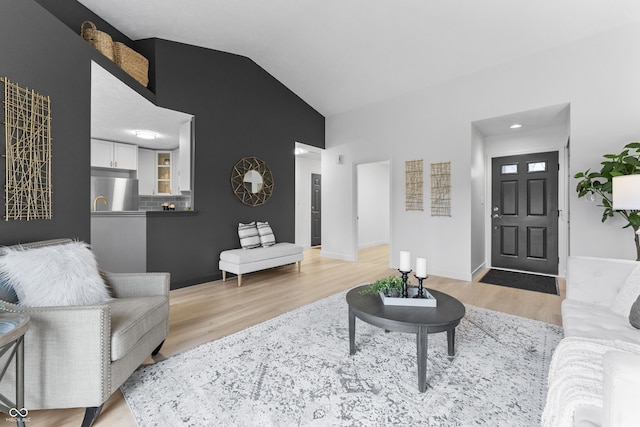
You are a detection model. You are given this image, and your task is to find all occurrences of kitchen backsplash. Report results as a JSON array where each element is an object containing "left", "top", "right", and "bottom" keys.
[{"left": 139, "top": 195, "right": 192, "bottom": 211}]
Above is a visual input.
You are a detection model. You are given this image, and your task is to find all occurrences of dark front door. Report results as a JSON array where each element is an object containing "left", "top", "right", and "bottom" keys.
[
  {"left": 311, "top": 173, "right": 321, "bottom": 247},
  {"left": 491, "top": 151, "right": 558, "bottom": 275}
]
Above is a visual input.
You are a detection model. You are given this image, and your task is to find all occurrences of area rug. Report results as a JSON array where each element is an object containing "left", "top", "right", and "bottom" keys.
[
  {"left": 121, "top": 288, "right": 563, "bottom": 426},
  {"left": 480, "top": 269, "right": 559, "bottom": 295}
]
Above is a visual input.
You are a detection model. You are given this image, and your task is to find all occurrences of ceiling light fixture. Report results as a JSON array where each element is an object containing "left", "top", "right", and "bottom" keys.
[
  {"left": 135, "top": 130, "right": 157, "bottom": 140},
  {"left": 510, "top": 123, "right": 523, "bottom": 129},
  {"left": 294, "top": 148, "right": 308, "bottom": 155}
]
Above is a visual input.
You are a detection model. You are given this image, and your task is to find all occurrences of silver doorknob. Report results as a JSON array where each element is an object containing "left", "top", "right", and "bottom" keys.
[{"left": 492, "top": 213, "right": 501, "bottom": 219}]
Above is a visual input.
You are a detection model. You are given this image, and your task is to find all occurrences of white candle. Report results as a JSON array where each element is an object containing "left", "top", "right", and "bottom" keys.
[
  {"left": 399, "top": 251, "right": 411, "bottom": 271},
  {"left": 416, "top": 257, "right": 427, "bottom": 278}
]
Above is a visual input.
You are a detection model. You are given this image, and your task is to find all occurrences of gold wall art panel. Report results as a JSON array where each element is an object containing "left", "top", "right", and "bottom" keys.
[
  {"left": 405, "top": 159, "right": 423, "bottom": 211},
  {"left": 431, "top": 161, "right": 451, "bottom": 217},
  {"left": 2, "top": 78, "right": 52, "bottom": 220},
  {"left": 231, "top": 156, "right": 274, "bottom": 207}
]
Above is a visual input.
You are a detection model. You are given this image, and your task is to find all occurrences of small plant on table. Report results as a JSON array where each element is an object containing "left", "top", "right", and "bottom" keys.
[{"left": 360, "top": 275, "right": 406, "bottom": 297}]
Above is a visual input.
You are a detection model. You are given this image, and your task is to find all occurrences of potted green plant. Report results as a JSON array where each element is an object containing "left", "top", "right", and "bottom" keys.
[
  {"left": 360, "top": 275, "right": 405, "bottom": 297},
  {"left": 575, "top": 142, "right": 640, "bottom": 260}
]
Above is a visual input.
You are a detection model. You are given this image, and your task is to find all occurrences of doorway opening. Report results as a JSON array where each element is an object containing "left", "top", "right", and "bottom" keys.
[
  {"left": 355, "top": 161, "right": 390, "bottom": 261},
  {"left": 472, "top": 103, "right": 570, "bottom": 278},
  {"left": 311, "top": 173, "right": 321, "bottom": 247},
  {"left": 294, "top": 142, "right": 323, "bottom": 248}
]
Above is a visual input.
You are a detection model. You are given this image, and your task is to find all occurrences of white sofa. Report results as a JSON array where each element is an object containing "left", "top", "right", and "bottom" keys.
[
  {"left": 219, "top": 242, "right": 303, "bottom": 286},
  {"left": 542, "top": 256, "right": 640, "bottom": 427}
]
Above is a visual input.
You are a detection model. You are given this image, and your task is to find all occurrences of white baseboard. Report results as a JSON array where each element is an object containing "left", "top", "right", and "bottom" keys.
[
  {"left": 320, "top": 250, "right": 355, "bottom": 262},
  {"left": 358, "top": 240, "right": 389, "bottom": 249},
  {"left": 471, "top": 262, "right": 486, "bottom": 280}
]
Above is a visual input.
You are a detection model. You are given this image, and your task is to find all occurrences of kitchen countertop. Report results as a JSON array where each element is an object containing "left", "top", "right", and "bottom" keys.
[
  {"left": 91, "top": 210, "right": 198, "bottom": 217},
  {"left": 146, "top": 210, "right": 198, "bottom": 217}
]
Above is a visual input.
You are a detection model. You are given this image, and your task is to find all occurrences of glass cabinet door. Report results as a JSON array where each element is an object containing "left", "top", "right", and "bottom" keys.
[{"left": 157, "top": 152, "right": 172, "bottom": 194}]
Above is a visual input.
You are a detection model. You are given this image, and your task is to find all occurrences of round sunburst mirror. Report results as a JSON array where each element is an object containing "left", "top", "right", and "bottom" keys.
[{"left": 231, "top": 157, "right": 274, "bottom": 206}]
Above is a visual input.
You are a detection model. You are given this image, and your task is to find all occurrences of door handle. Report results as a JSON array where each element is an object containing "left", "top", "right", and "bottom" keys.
[{"left": 492, "top": 213, "right": 501, "bottom": 219}]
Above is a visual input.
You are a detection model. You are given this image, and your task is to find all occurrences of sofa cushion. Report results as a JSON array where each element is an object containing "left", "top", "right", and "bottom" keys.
[
  {"left": 220, "top": 242, "right": 302, "bottom": 264},
  {"left": 630, "top": 295, "right": 640, "bottom": 329},
  {"left": 238, "top": 222, "right": 261, "bottom": 249},
  {"left": 257, "top": 221, "right": 276, "bottom": 247},
  {"left": 609, "top": 265, "right": 640, "bottom": 317},
  {"left": 109, "top": 296, "right": 169, "bottom": 361},
  {"left": 562, "top": 299, "right": 640, "bottom": 344},
  {"left": 0, "top": 241, "right": 110, "bottom": 307},
  {"left": 566, "top": 256, "right": 638, "bottom": 304},
  {"left": 573, "top": 404, "right": 602, "bottom": 427}
]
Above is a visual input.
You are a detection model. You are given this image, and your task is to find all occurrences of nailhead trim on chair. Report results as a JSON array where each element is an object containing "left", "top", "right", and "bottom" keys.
[
  {"left": 103, "top": 308, "right": 110, "bottom": 401},
  {"left": 0, "top": 300, "right": 112, "bottom": 402}
]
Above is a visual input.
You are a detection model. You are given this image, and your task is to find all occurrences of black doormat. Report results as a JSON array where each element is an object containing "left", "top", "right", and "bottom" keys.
[{"left": 479, "top": 269, "right": 558, "bottom": 295}]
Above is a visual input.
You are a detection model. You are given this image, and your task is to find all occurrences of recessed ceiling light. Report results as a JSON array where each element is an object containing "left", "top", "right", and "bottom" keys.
[
  {"left": 135, "top": 130, "right": 157, "bottom": 140},
  {"left": 294, "top": 148, "right": 308, "bottom": 155},
  {"left": 510, "top": 124, "right": 523, "bottom": 129}
]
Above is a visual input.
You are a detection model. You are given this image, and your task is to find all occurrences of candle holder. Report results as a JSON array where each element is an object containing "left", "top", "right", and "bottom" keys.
[
  {"left": 414, "top": 275, "right": 429, "bottom": 298},
  {"left": 398, "top": 269, "right": 411, "bottom": 298}
]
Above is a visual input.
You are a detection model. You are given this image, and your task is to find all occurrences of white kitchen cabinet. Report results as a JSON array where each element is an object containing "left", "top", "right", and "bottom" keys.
[
  {"left": 138, "top": 148, "right": 155, "bottom": 195},
  {"left": 114, "top": 143, "right": 138, "bottom": 170},
  {"left": 91, "top": 139, "right": 138, "bottom": 170},
  {"left": 138, "top": 149, "right": 181, "bottom": 195},
  {"left": 91, "top": 140, "right": 113, "bottom": 168},
  {"left": 156, "top": 151, "right": 172, "bottom": 194}
]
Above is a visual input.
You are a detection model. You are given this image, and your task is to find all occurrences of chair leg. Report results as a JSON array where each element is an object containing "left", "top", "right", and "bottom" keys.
[
  {"left": 152, "top": 340, "right": 165, "bottom": 356},
  {"left": 237, "top": 274, "right": 242, "bottom": 287},
  {"left": 222, "top": 271, "right": 226, "bottom": 282},
  {"left": 81, "top": 404, "right": 104, "bottom": 427}
]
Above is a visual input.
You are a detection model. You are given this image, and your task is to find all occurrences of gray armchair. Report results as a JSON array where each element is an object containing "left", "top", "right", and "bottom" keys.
[{"left": 0, "top": 239, "right": 169, "bottom": 427}]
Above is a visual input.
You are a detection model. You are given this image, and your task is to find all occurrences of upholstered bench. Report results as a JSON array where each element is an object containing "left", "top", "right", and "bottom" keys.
[{"left": 219, "top": 242, "right": 303, "bottom": 286}]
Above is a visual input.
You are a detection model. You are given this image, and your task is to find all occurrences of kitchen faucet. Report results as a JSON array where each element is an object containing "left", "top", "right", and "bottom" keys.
[{"left": 93, "top": 195, "right": 108, "bottom": 211}]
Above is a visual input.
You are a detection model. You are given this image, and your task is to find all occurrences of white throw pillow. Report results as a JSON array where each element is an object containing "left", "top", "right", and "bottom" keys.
[
  {"left": 0, "top": 241, "right": 110, "bottom": 307},
  {"left": 238, "top": 222, "right": 261, "bottom": 249},
  {"left": 609, "top": 265, "right": 640, "bottom": 317},
  {"left": 257, "top": 221, "right": 276, "bottom": 247}
]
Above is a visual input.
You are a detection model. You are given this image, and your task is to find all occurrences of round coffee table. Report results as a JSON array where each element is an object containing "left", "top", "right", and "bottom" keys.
[{"left": 346, "top": 285, "right": 465, "bottom": 392}]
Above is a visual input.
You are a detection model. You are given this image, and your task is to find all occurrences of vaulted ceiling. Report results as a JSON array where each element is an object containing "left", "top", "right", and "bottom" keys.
[{"left": 79, "top": 0, "right": 640, "bottom": 117}]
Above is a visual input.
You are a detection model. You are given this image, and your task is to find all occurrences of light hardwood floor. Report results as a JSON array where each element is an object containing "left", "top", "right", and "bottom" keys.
[{"left": 7, "top": 245, "right": 564, "bottom": 427}]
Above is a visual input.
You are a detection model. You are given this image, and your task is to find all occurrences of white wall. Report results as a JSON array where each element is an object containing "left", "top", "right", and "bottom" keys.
[
  {"left": 323, "top": 23, "right": 640, "bottom": 280},
  {"left": 470, "top": 124, "right": 486, "bottom": 277},
  {"left": 295, "top": 155, "right": 321, "bottom": 247},
  {"left": 357, "top": 162, "right": 390, "bottom": 248}
]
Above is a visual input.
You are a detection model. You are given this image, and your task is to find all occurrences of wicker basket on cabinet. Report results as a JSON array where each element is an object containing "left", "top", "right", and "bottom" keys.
[
  {"left": 80, "top": 21, "right": 115, "bottom": 61},
  {"left": 113, "top": 42, "right": 149, "bottom": 87}
]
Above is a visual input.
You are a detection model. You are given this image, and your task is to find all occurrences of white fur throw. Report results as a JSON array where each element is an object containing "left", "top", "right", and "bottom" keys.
[
  {"left": 541, "top": 337, "right": 640, "bottom": 427},
  {"left": 0, "top": 241, "right": 110, "bottom": 307}
]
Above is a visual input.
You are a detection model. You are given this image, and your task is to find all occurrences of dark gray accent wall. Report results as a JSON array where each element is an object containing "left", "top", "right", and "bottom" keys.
[
  {"left": 1, "top": 0, "right": 325, "bottom": 289},
  {"left": 0, "top": 0, "right": 92, "bottom": 245},
  {"left": 148, "top": 39, "right": 324, "bottom": 288},
  {"left": 34, "top": 0, "right": 134, "bottom": 47},
  {"left": 34, "top": 0, "right": 158, "bottom": 101}
]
